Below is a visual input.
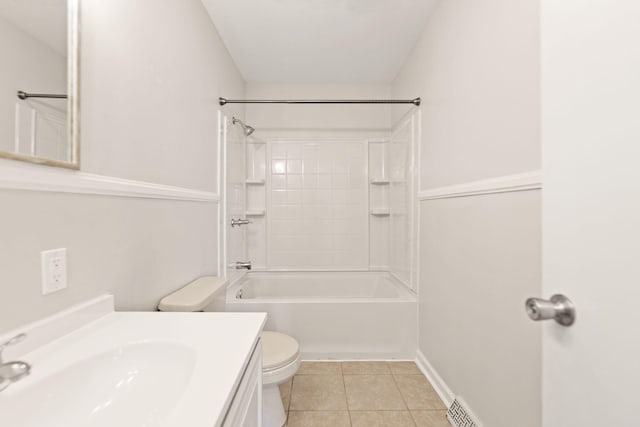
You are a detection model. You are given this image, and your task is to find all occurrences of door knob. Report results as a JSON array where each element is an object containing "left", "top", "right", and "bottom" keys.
[{"left": 525, "top": 294, "right": 576, "bottom": 326}]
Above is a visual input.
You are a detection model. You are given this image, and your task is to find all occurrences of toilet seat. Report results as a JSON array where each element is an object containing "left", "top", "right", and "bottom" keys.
[
  {"left": 262, "top": 331, "right": 299, "bottom": 370},
  {"left": 261, "top": 331, "right": 301, "bottom": 386}
]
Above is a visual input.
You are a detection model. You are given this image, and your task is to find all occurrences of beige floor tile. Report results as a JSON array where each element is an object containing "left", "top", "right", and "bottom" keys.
[
  {"left": 344, "top": 375, "right": 407, "bottom": 410},
  {"left": 296, "top": 361, "right": 342, "bottom": 375},
  {"left": 411, "top": 410, "right": 450, "bottom": 427},
  {"left": 280, "top": 378, "right": 292, "bottom": 411},
  {"left": 290, "top": 375, "right": 348, "bottom": 410},
  {"left": 388, "top": 361, "right": 422, "bottom": 375},
  {"left": 287, "top": 411, "right": 351, "bottom": 427},
  {"left": 342, "top": 361, "right": 391, "bottom": 375},
  {"left": 394, "top": 376, "right": 446, "bottom": 410},
  {"left": 350, "top": 410, "right": 416, "bottom": 427}
]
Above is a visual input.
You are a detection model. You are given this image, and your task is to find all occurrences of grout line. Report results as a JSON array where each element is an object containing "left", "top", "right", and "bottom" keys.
[
  {"left": 287, "top": 376, "right": 295, "bottom": 413},
  {"left": 287, "top": 378, "right": 293, "bottom": 412},
  {"left": 341, "top": 368, "right": 353, "bottom": 426},
  {"left": 390, "top": 367, "right": 410, "bottom": 411}
]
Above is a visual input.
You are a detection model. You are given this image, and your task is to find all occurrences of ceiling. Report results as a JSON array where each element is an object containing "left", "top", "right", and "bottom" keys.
[{"left": 201, "top": 0, "right": 436, "bottom": 84}]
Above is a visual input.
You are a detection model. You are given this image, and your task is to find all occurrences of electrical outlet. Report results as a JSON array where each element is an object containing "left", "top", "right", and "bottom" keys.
[{"left": 41, "top": 248, "right": 67, "bottom": 295}]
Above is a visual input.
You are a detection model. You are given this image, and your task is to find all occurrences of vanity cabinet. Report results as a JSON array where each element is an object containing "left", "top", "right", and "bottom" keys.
[{"left": 222, "top": 340, "right": 262, "bottom": 427}]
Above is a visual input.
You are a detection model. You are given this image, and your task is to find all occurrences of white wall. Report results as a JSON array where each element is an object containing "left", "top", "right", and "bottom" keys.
[
  {"left": 393, "top": 0, "right": 541, "bottom": 426},
  {"left": 246, "top": 84, "right": 391, "bottom": 135},
  {"left": 0, "top": 0, "right": 245, "bottom": 333},
  {"left": 393, "top": 0, "right": 539, "bottom": 190}
]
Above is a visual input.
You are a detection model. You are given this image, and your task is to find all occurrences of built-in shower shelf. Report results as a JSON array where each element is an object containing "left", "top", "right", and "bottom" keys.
[
  {"left": 370, "top": 209, "right": 390, "bottom": 216},
  {"left": 245, "top": 210, "right": 265, "bottom": 216},
  {"left": 245, "top": 179, "right": 265, "bottom": 185},
  {"left": 370, "top": 179, "right": 390, "bottom": 185}
]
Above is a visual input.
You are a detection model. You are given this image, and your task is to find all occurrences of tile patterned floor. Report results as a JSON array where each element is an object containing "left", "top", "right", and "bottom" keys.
[{"left": 279, "top": 361, "right": 450, "bottom": 427}]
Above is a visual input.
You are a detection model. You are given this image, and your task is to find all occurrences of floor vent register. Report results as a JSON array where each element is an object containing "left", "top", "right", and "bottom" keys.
[{"left": 447, "top": 397, "right": 481, "bottom": 427}]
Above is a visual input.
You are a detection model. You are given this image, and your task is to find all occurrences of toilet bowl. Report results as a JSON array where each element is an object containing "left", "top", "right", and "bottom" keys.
[
  {"left": 158, "top": 276, "right": 300, "bottom": 427},
  {"left": 261, "top": 331, "right": 301, "bottom": 426}
]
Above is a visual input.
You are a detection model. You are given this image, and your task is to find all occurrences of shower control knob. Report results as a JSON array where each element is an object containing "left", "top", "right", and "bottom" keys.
[
  {"left": 525, "top": 294, "right": 576, "bottom": 326},
  {"left": 231, "top": 218, "right": 251, "bottom": 227},
  {"left": 234, "top": 261, "right": 252, "bottom": 270}
]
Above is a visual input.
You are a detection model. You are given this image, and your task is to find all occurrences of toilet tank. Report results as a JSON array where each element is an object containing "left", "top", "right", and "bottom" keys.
[{"left": 158, "top": 276, "right": 229, "bottom": 312}]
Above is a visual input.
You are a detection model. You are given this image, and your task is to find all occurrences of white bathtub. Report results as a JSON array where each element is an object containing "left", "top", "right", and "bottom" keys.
[{"left": 225, "top": 272, "right": 417, "bottom": 359}]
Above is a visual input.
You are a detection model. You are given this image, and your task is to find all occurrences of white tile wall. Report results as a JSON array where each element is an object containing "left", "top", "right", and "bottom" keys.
[{"left": 267, "top": 140, "right": 369, "bottom": 270}]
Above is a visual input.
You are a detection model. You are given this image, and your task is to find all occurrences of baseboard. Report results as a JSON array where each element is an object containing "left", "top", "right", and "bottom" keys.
[
  {"left": 300, "top": 352, "right": 417, "bottom": 360},
  {"left": 415, "top": 350, "right": 455, "bottom": 407}
]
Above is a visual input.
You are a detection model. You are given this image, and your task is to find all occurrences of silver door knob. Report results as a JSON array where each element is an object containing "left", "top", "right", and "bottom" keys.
[{"left": 525, "top": 294, "right": 576, "bottom": 326}]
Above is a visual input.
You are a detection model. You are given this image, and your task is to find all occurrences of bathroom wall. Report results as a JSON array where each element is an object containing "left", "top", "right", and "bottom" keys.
[
  {"left": 0, "top": 0, "right": 245, "bottom": 333},
  {"left": 246, "top": 83, "right": 392, "bottom": 135},
  {"left": 392, "top": 0, "right": 541, "bottom": 426}
]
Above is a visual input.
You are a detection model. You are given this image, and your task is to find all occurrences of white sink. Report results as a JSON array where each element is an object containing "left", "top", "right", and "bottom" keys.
[
  {"left": 3, "top": 342, "right": 195, "bottom": 427},
  {"left": 0, "top": 295, "right": 266, "bottom": 426}
]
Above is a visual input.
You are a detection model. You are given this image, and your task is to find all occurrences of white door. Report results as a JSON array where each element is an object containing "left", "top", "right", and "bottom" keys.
[{"left": 541, "top": 1, "right": 640, "bottom": 425}]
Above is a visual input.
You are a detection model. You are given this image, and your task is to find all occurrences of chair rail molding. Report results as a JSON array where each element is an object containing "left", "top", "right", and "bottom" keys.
[
  {"left": 0, "top": 163, "right": 219, "bottom": 202},
  {"left": 418, "top": 170, "right": 541, "bottom": 201}
]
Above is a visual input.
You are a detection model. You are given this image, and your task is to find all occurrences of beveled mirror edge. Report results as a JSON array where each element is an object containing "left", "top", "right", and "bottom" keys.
[{"left": 0, "top": 0, "right": 81, "bottom": 171}]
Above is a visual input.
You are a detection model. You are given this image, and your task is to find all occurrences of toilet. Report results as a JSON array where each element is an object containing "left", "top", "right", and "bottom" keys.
[{"left": 158, "top": 276, "right": 300, "bottom": 427}]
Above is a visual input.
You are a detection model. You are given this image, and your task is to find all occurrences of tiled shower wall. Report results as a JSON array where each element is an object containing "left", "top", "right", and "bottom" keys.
[{"left": 267, "top": 140, "right": 369, "bottom": 270}]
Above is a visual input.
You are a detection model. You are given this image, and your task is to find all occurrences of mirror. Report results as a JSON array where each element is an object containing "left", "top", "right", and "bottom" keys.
[{"left": 0, "top": 0, "right": 79, "bottom": 169}]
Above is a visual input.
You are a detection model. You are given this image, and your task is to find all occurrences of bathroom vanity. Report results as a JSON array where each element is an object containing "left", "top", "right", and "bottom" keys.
[{"left": 0, "top": 295, "right": 266, "bottom": 427}]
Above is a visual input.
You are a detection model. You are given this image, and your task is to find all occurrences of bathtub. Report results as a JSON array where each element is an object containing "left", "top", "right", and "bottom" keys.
[{"left": 226, "top": 272, "right": 417, "bottom": 359}]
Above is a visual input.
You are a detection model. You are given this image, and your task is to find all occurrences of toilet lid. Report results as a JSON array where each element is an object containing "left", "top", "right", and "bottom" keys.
[{"left": 261, "top": 331, "right": 299, "bottom": 371}]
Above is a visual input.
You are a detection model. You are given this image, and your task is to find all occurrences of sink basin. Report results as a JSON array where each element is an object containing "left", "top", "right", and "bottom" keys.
[
  {"left": 0, "top": 296, "right": 266, "bottom": 426},
  {"left": 2, "top": 341, "right": 195, "bottom": 427}
]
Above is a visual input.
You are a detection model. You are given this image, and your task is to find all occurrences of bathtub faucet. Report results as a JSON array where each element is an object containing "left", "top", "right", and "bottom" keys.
[
  {"left": 235, "top": 261, "right": 252, "bottom": 270},
  {"left": 231, "top": 218, "right": 251, "bottom": 227},
  {"left": 0, "top": 333, "right": 31, "bottom": 392}
]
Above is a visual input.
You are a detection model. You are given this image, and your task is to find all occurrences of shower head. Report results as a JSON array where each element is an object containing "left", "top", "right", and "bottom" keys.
[{"left": 232, "top": 117, "right": 255, "bottom": 136}]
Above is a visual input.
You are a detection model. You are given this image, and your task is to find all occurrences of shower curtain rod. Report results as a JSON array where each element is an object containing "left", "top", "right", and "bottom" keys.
[
  {"left": 17, "top": 91, "right": 67, "bottom": 100},
  {"left": 219, "top": 97, "right": 421, "bottom": 106}
]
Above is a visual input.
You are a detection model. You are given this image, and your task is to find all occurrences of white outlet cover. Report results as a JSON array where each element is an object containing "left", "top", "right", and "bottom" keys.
[{"left": 41, "top": 248, "right": 67, "bottom": 295}]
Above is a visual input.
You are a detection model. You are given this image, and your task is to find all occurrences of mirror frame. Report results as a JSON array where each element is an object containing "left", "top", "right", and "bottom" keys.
[{"left": 0, "top": 0, "right": 80, "bottom": 170}]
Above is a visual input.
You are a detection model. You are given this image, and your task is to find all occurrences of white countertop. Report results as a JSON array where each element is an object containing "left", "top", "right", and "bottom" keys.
[{"left": 0, "top": 297, "right": 266, "bottom": 427}]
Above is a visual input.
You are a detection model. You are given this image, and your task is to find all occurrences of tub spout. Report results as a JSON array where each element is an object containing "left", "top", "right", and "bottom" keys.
[
  {"left": 0, "top": 333, "right": 30, "bottom": 392},
  {"left": 235, "top": 261, "right": 252, "bottom": 270}
]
